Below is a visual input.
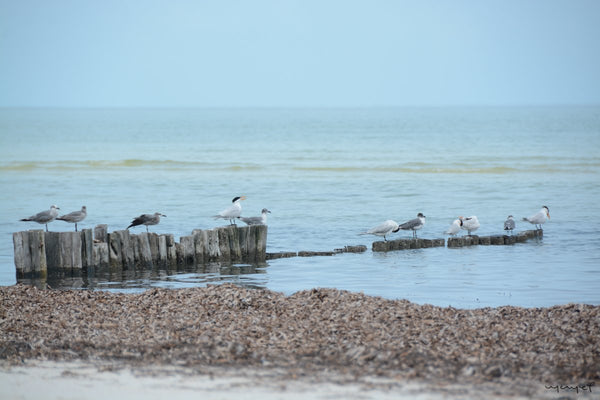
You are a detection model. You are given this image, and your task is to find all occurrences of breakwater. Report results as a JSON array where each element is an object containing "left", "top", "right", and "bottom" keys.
[
  {"left": 13, "top": 227, "right": 544, "bottom": 278},
  {"left": 446, "top": 230, "right": 542, "bottom": 248},
  {"left": 13, "top": 224, "right": 267, "bottom": 278}
]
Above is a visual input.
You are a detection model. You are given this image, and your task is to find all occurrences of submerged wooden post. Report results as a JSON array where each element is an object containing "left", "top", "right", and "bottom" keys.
[{"left": 372, "top": 237, "right": 445, "bottom": 252}]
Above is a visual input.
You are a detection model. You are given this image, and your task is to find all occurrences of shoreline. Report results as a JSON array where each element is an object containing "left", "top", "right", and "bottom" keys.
[
  {"left": 0, "top": 360, "right": 571, "bottom": 399},
  {"left": 1, "top": 283, "right": 598, "bottom": 398}
]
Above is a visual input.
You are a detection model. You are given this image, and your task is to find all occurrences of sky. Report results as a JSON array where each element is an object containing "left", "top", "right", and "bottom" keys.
[{"left": 1, "top": 0, "right": 599, "bottom": 107}]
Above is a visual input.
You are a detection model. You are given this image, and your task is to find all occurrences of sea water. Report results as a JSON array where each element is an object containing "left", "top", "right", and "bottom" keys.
[{"left": 0, "top": 107, "right": 599, "bottom": 308}]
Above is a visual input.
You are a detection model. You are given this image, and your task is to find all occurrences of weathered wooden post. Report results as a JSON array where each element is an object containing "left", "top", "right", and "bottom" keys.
[
  {"left": 217, "top": 227, "right": 231, "bottom": 262},
  {"left": 206, "top": 229, "right": 221, "bottom": 262},
  {"left": 94, "top": 224, "right": 108, "bottom": 243},
  {"left": 108, "top": 231, "right": 123, "bottom": 269},
  {"left": 192, "top": 229, "right": 207, "bottom": 265},
  {"left": 254, "top": 225, "right": 267, "bottom": 262},
  {"left": 136, "top": 233, "right": 153, "bottom": 266},
  {"left": 13, "top": 230, "right": 47, "bottom": 278},
  {"left": 164, "top": 234, "right": 177, "bottom": 265},
  {"left": 81, "top": 229, "right": 93, "bottom": 269},
  {"left": 447, "top": 237, "right": 464, "bottom": 248},
  {"left": 490, "top": 235, "right": 504, "bottom": 245},
  {"left": 478, "top": 236, "right": 491, "bottom": 245},
  {"left": 158, "top": 234, "right": 167, "bottom": 265},
  {"left": 180, "top": 235, "right": 195, "bottom": 265}
]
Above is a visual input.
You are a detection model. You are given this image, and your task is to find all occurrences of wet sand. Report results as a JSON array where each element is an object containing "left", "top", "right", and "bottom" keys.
[{"left": 1, "top": 284, "right": 598, "bottom": 399}]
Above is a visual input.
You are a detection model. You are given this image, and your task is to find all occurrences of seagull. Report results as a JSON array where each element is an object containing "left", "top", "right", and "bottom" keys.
[
  {"left": 238, "top": 208, "right": 271, "bottom": 225},
  {"left": 460, "top": 216, "right": 480, "bottom": 235},
  {"left": 503, "top": 215, "right": 515, "bottom": 234},
  {"left": 360, "top": 220, "right": 400, "bottom": 241},
  {"left": 398, "top": 212, "right": 426, "bottom": 238},
  {"left": 445, "top": 219, "right": 462, "bottom": 236},
  {"left": 20, "top": 205, "right": 60, "bottom": 232},
  {"left": 56, "top": 206, "right": 87, "bottom": 232},
  {"left": 523, "top": 206, "right": 550, "bottom": 230},
  {"left": 127, "top": 212, "right": 166, "bottom": 232},
  {"left": 213, "top": 196, "right": 246, "bottom": 225}
]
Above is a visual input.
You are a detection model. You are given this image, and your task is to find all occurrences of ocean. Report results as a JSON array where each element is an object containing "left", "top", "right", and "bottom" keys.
[{"left": 1, "top": 106, "right": 599, "bottom": 308}]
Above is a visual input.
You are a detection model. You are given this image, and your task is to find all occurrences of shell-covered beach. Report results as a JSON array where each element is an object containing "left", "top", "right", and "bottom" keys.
[{"left": 1, "top": 283, "right": 598, "bottom": 398}]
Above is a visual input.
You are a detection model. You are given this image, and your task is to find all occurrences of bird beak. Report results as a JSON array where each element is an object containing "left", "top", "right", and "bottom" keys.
[
  {"left": 546, "top": 212, "right": 550, "bottom": 219},
  {"left": 241, "top": 196, "right": 247, "bottom": 201}
]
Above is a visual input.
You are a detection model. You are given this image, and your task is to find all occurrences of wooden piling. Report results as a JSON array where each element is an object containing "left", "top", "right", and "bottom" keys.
[
  {"left": 137, "top": 233, "right": 153, "bottom": 265},
  {"left": 81, "top": 229, "right": 93, "bottom": 269},
  {"left": 13, "top": 230, "right": 47, "bottom": 278},
  {"left": 217, "top": 227, "right": 231, "bottom": 262},
  {"left": 180, "top": 235, "right": 195, "bottom": 265},
  {"left": 372, "top": 237, "right": 445, "bottom": 252},
  {"left": 94, "top": 224, "right": 108, "bottom": 243}
]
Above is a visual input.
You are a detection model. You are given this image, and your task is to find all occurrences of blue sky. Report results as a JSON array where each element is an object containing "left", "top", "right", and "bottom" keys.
[{"left": 1, "top": 0, "right": 599, "bottom": 107}]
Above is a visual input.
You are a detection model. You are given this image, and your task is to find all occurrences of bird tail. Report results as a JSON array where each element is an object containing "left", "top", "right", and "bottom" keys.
[
  {"left": 522, "top": 217, "right": 529, "bottom": 222},
  {"left": 212, "top": 215, "right": 223, "bottom": 220},
  {"left": 20, "top": 218, "right": 30, "bottom": 222}
]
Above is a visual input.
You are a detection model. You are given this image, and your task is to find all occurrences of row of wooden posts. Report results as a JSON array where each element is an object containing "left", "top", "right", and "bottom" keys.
[
  {"left": 12, "top": 225, "right": 543, "bottom": 278},
  {"left": 13, "top": 224, "right": 267, "bottom": 278}
]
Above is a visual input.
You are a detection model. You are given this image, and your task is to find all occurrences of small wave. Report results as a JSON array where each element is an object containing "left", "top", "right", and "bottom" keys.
[
  {"left": 292, "top": 165, "right": 598, "bottom": 174},
  {"left": 0, "top": 159, "right": 213, "bottom": 171}
]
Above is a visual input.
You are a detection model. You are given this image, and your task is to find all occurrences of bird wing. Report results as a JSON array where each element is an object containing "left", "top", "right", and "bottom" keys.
[{"left": 399, "top": 218, "right": 420, "bottom": 230}]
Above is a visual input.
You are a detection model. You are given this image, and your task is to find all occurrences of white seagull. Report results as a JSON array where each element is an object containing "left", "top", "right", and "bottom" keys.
[
  {"left": 127, "top": 212, "right": 166, "bottom": 232},
  {"left": 20, "top": 205, "right": 60, "bottom": 232},
  {"left": 56, "top": 206, "right": 87, "bottom": 232},
  {"left": 503, "top": 215, "right": 515, "bottom": 234},
  {"left": 460, "top": 216, "right": 480, "bottom": 235},
  {"left": 398, "top": 212, "right": 426, "bottom": 238},
  {"left": 360, "top": 220, "right": 400, "bottom": 241},
  {"left": 214, "top": 196, "right": 246, "bottom": 225},
  {"left": 445, "top": 219, "right": 462, "bottom": 236},
  {"left": 238, "top": 208, "right": 271, "bottom": 225},
  {"left": 523, "top": 206, "right": 550, "bottom": 230}
]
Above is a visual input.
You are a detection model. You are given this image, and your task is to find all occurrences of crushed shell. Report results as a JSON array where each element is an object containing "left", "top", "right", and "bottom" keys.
[{"left": 1, "top": 284, "right": 598, "bottom": 384}]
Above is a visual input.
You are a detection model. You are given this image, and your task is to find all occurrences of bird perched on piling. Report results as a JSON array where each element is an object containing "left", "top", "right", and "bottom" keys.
[
  {"left": 460, "top": 216, "right": 480, "bottom": 235},
  {"left": 127, "top": 212, "right": 166, "bottom": 232},
  {"left": 398, "top": 212, "right": 426, "bottom": 238},
  {"left": 56, "top": 206, "right": 87, "bottom": 232},
  {"left": 360, "top": 220, "right": 400, "bottom": 241},
  {"left": 445, "top": 219, "right": 462, "bottom": 236},
  {"left": 523, "top": 206, "right": 550, "bottom": 230},
  {"left": 20, "top": 205, "right": 60, "bottom": 232},
  {"left": 214, "top": 196, "right": 246, "bottom": 225},
  {"left": 503, "top": 215, "right": 515, "bottom": 234},
  {"left": 238, "top": 208, "right": 271, "bottom": 225}
]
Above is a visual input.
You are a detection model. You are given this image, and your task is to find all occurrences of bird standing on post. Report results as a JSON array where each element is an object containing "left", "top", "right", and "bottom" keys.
[
  {"left": 127, "top": 212, "right": 166, "bottom": 232},
  {"left": 445, "top": 219, "right": 462, "bottom": 236},
  {"left": 20, "top": 205, "right": 60, "bottom": 232},
  {"left": 214, "top": 196, "right": 246, "bottom": 225},
  {"left": 238, "top": 208, "right": 271, "bottom": 225},
  {"left": 503, "top": 215, "right": 515, "bottom": 234},
  {"left": 360, "top": 220, "right": 400, "bottom": 241},
  {"left": 56, "top": 206, "right": 87, "bottom": 231},
  {"left": 523, "top": 206, "right": 550, "bottom": 230},
  {"left": 398, "top": 212, "right": 426, "bottom": 238},
  {"left": 460, "top": 216, "right": 480, "bottom": 235}
]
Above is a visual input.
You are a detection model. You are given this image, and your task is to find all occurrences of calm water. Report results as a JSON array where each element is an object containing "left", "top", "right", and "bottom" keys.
[{"left": 1, "top": 107, "right": 599, "bottom": 308}]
